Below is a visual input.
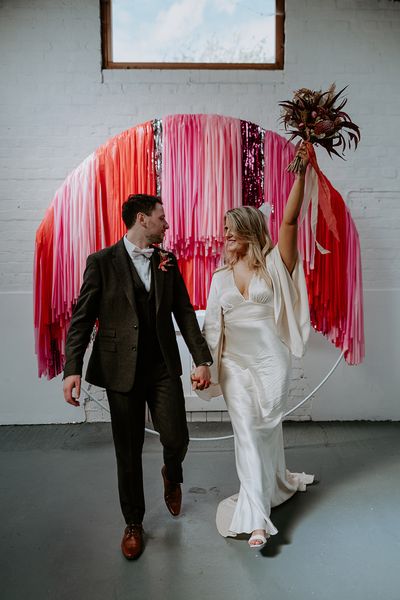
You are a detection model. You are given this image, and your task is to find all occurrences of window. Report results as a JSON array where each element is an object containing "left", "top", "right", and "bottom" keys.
[{"left": 101, "top": 0, "right": 284, "bottom": 70}]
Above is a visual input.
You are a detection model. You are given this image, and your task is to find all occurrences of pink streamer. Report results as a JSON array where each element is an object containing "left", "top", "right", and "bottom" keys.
[
  {"left": 34, "top": 116, "right": 365, "bottom": 379},
  {"left": 162, "top": 114, "right": 242, "bottom": 307}
]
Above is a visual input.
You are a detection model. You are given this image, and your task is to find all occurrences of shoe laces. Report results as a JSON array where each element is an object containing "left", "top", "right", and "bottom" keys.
[{"left": 126, "top": 524, "right": 142, "bottom": 536}]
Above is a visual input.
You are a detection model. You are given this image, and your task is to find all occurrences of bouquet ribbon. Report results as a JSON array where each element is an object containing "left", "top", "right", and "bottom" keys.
[{"left": 300, "top": 143, "right": 340, "bottom": 256}]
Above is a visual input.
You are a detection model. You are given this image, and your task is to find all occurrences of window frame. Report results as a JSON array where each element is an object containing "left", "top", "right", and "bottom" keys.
[{"left": 100, "top": 0, "right": 285, "bottom": 70}]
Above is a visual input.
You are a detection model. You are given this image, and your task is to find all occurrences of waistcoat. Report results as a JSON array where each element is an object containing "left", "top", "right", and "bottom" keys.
[{"left": 128, "top": 259, "right": 163, "bottom": 364}]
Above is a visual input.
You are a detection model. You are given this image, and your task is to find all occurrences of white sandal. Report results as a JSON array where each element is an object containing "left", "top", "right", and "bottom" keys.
[{"left": 248, "top": 533, "right": 268, "bottom": 550}]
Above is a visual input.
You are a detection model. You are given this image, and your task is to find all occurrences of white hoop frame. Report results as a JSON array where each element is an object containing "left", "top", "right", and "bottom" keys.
[{"left": 81, "top": 351, "right": 344, "bottom": 441}]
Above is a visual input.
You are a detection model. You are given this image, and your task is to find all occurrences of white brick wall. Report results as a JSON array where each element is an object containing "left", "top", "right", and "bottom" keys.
[
  {"left": 347, "top": 191, "right": 400, "bottom": 287},
  {"left": 0, "top": 0, "right": 399, "bottom": 423}
]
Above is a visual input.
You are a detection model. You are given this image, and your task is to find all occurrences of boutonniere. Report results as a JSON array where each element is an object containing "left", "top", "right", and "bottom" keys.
[{"left": 158, "top": 250, "right": 174, "bottom": 272}]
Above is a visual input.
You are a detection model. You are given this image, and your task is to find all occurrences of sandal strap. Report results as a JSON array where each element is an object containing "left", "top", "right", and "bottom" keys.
[{"left": 249, "top": 534, "right": 267, "bottom": 544}]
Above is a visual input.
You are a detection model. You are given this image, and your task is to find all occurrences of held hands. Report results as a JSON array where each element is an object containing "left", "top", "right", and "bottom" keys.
[
  {"left": 191, "top": 365, "right": 211, "bottom": 391},
  {"left": 63, "top": 375, "right": 82, "bottom": 407}
]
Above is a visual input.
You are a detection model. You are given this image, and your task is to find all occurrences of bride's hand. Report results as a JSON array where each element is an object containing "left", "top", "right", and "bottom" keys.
[
  {"left": 296, "top": 141, "right": 309, "bottom": 175},
  {"left": 191, "top": 366, "right": 211, "bottom": 390}
]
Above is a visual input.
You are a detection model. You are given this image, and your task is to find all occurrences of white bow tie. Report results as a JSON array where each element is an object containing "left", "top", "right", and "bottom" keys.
[{"left": 132, "top": 247, "right": 154, "bottom": 259}]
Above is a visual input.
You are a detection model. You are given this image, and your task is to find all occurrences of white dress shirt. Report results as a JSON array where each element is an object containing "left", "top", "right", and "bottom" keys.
[{"left": 123, "top": 235, "right": 152, "bottom": 292}]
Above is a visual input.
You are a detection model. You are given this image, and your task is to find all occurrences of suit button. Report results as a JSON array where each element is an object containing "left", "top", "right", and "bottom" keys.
[
  {"left": 133, "top": 324, "right": 138, "bottom": 329},
  {"left": 131, "top": 346, "right": 136, "bottom": 351}
]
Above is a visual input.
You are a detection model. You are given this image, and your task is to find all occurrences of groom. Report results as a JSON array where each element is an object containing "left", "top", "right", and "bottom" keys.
[{"left": 63, "top": 194, "right": 211, "bottom": 560}]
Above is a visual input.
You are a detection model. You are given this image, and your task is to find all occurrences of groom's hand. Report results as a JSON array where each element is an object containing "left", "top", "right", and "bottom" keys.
[
  {"left": 63, "top": 375, "right": 82, "bottom": 407},
  {"left": 191, "top": 366, "right": 211, "bottom": 391}
]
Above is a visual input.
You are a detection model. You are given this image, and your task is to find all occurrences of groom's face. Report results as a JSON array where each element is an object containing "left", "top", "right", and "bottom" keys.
[{"left": 144, "top": 202, "right": 169, "bottom": 244}]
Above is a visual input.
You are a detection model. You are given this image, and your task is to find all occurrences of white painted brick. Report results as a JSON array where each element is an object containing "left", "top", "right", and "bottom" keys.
[
  {"left": 190, "top": 412, "right": 207, "bottom": 423},
  {"left": 1, "top": 0, "right": 400, "bottom": 422}
]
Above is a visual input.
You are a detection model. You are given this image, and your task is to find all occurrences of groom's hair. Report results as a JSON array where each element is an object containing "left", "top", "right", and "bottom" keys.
[{"left": 122, "top": 194, "right": 163, "bottom": 229}]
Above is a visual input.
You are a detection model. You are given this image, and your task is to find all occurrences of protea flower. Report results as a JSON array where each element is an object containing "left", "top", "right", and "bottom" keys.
[{"left": 314, "top": 119, "right": 335, "bottom": 136}]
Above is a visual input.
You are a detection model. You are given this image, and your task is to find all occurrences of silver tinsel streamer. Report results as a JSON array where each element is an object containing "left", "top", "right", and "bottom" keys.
[{"left": 153, "top": 119, "right": 163, "bottom": 197}]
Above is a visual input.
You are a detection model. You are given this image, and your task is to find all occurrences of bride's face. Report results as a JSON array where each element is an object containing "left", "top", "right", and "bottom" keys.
[{"left": 224, "top": 222, "right": 248, "bottom": 257}]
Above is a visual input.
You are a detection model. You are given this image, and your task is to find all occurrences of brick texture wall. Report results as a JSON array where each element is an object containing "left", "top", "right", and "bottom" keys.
[{"left": 0, "top": 0, "right": 399, "bottom": 423}]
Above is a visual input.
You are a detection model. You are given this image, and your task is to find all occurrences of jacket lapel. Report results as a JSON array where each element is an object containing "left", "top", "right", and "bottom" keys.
[{"left": 112, "top": 239, "right": 137, "bottom": 314}]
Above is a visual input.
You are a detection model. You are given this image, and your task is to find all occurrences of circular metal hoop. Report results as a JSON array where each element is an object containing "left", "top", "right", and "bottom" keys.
[{"left": 82, "top": 351, "right": 344, "bottom": 441}]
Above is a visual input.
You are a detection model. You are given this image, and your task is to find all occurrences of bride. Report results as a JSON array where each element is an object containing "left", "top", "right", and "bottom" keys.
[{"left": 192, "top": 143, "right": 314, "bottom": 549}]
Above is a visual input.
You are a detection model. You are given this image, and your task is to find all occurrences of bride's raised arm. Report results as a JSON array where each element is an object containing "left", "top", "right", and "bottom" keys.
[{"left": 277, "top": 143, "right": 309, "bottom": 274}]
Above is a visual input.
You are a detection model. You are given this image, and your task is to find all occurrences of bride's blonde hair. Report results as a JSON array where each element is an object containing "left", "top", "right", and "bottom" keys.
[{"left": 223, "top": 206, "right": 273, "bottom": 279}]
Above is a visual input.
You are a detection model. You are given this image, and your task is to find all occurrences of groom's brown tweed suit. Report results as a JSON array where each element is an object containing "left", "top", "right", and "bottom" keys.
[{"left": 64, "top": 239, "right": 212, "bottom": 523}]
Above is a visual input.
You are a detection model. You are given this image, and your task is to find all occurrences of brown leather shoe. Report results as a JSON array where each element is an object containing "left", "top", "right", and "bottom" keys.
[
  {"left": 121, "top": 524, "right": 144, "bottom": 560},
  {"left": 161, "top": 465, "right": 182, "bottom": 516}
]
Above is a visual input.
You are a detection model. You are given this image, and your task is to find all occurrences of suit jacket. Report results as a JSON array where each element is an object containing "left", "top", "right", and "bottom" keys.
[{"left": 63, "top": 239, "right": 212, "bottom": 392}]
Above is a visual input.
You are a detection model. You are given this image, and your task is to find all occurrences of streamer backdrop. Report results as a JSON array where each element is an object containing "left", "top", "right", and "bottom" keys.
[{"left": 34, "top": 115, "right": 364, "bottom": 379}]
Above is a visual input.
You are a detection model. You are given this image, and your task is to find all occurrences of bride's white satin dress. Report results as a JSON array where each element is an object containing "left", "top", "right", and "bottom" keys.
[{"left": 200, "top": 246, "right": 314, "bottom": 537}]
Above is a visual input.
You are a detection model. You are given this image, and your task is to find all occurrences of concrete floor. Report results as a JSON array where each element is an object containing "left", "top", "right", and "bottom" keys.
[{"left": 0, "top": 421, "right": 399, "bottom": 600}]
